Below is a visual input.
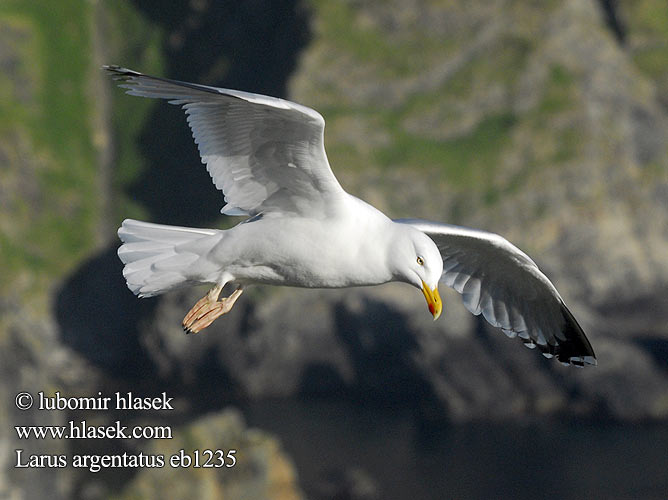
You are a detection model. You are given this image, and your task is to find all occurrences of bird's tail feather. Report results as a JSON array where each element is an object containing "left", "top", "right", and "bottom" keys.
[{"left": 117, "top": 219, "right": 217, "bottom": 297}]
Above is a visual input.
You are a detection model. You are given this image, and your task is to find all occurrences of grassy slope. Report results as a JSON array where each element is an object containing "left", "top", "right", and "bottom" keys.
[
  {"left": 291, "top": 2, "right": 543, "bottom": 207},
  {"left": 291, "top": 0, "right": 625, "bottom": 233},
  {"left": 0, "top": 0, "right": 96, "bottom": 297},
  {"left": 0, "top": 0, "right": 164, "bottom": 299},
  {"left": 622, "top": 0, "right": 668, "bottom": 93}
]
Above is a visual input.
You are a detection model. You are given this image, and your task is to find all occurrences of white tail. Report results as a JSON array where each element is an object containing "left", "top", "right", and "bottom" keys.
[{"left": 117, "top": 219, "right": 218, "bottom": 297}]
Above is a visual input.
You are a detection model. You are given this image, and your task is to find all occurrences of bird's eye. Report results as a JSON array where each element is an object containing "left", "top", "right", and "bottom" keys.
[{"left": 417, "top": 256, "right": 424, "bottom": 266}]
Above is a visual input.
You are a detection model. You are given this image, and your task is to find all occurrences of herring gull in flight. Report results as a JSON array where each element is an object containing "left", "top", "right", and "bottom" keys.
[{"left": 106, "top": 66, "right": 596, "bottom": 367}]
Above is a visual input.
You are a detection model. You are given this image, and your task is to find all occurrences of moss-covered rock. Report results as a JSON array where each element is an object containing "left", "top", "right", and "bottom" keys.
[{"left": 113, "top": 410, "right": 303, "bottom": 500}]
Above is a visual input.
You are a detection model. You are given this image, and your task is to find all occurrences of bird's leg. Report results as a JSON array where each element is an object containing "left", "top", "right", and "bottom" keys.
[
  {"left": 183, "top": 285, "right": 223, "bottom": 326},
  {"left": 182, "top": 285, "right": 244, "bottom": 334}
]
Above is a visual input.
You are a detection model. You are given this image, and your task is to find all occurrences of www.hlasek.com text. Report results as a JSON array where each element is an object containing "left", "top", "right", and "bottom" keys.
[{"left": 16, "top": 419, "right": 172, "bottom": 440}]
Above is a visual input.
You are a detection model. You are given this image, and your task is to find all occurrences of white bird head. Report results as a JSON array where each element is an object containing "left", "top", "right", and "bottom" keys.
[{"left": 390, "top": 225, "right": 443, "bottom": 319}]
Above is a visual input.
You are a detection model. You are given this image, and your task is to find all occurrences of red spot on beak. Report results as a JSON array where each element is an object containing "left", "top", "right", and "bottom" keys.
[{"left": 421, "top": 281, "right": 442, "bottom": 320}]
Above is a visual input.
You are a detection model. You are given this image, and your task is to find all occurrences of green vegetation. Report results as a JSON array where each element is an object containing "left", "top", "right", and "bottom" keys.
[
  {"left": 624, "top": 0, "right": 668, "bottom": 96},
  {"left": 538, "top": 64, "right": 581, "bottom": 165},
  {"left": 105, "top": 1, "right": 165, "bottom": 224},
  {"left": 0, "top": 0, "right": 164, "bottom": 296},
  {"left": 446, "top": 35, "right": 532, "bottom": 97},
  {"left": 304, "top": 16, "right": 532, "bottom": 203},
  {"left": 0, "top": 0, "right": 97, "bottom": 294},
  {"left": 538, "top": 64, "right": 576, "bottom": 115},
  {"left": 308, "top": 0, "right": 454, "bottom": 77},
  {"left": 376, "top": 113, "right": 517, "bottom": 185},
  {"left": 0, "top": 1, "right": 93, "bottom": 164},
  {"left": 634, "top": 47, "right": 668, "bottom": 83}
]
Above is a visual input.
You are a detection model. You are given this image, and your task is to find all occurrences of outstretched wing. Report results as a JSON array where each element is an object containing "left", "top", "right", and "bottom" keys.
[
  {"left": 396, "top": 219, "right": 596, "bottom": 366},
  {"left": 105, "top": 65, "right": 346, "bottom": 217}
]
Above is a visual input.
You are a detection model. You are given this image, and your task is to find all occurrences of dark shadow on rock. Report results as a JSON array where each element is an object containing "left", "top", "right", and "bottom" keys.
[
  {"left": 308, "top": 296, "right": 447, "bottom": 424},
  {"left": 187, "top": 348, "right": 241, "bottom": 412},
  {"left": 313, "top": 467, "right": 380, "bottom": 500},
  {"left": 54, "top": 247, "right": 240, "bottom": 408},
  {"left": 300, "top": 363, "right": 349, "bottom": 399},
  {"left": 636, "top": 338, "right": 668, "bottom": 374},
  {"left": 597, "top": 0, "right": 626, "bottom": 45},
  {"left": 55, "top": 246, "right": 156, "bottom": 379},
  {"left": 55, "top": 250, "right": 240, "bottom": 497}
]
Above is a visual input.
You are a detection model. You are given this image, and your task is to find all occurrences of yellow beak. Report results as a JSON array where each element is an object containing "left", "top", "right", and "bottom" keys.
[{"left": 421, "top": 280, "right": 442, "bottom": 320}]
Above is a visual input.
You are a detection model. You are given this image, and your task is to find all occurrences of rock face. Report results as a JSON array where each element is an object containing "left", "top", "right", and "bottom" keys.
[
  {"left": 113, "top": 410, "right": 303, "bottom": 500},
  {"left": 286, "top": 0, "right": 668, "bottom": 420},
  {"left": 1, "top": 301, "right": 87, "bottom": 500},
  {"left": 120, "top": 0, "right": 668, "bottom": 422},
  {"left": 3, "top": 0, "right": 668, "bottom": 498}
]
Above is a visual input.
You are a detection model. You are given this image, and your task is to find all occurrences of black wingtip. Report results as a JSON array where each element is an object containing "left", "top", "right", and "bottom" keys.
[
  {"left": 525, "top": 302, "right": 596, "bottom": 367},
  {"left": 102, "top": 64, "right": 129, "bottom": 72},
  {"left": 102, "top": 65, "right": 146, "bottom": 83},
  {"left": 102, "top": 64, "right": 123, "bottom": 74},
  {"left": 555, "top": 302, "right": 596, "bottom": 366},
  {"left": 101, "top": 64, "right": 227, "bottom": 98}
]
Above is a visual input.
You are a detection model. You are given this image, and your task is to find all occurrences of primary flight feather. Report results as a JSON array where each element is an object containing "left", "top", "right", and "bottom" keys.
[{"left": 107, "top": 65, "right": 596, "bottom": 367}]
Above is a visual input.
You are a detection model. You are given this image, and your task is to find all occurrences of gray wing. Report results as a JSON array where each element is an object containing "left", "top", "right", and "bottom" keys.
[
  {"left": 396, "top": 219, "right": 596, "bottom": 366},
  {"left": 105, "top": 65, "right": 346, "bottom": 217}
]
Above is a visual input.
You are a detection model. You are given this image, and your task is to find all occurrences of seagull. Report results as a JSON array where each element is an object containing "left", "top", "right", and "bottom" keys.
[{"left": 106, "top": 66, "right": 596, "bottom": 367}]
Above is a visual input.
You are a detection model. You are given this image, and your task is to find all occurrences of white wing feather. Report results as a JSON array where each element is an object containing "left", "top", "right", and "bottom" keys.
[
  {"left": 105, "top": 65, "right": 346, "bottom": 217},
  {"left": 396, "top": 219, "right": 596, "bottom": 366}
]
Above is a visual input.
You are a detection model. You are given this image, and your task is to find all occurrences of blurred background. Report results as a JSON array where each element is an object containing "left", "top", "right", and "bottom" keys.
[{"left": 2, "top": 0, "right": 668, "bottom": 498}]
